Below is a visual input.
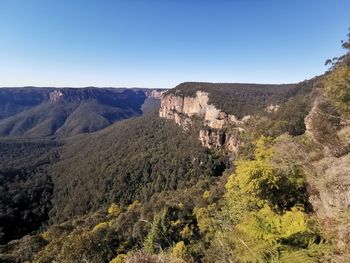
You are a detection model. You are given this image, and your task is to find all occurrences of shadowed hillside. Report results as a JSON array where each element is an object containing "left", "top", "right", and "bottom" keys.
[{"left": 0, "top": 87, "right": 162, "bottom": 138}]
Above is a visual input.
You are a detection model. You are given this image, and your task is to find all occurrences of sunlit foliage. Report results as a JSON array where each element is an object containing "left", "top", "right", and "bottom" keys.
[{"left": 324, "top": 66, "right": 350, "bottom": 115}]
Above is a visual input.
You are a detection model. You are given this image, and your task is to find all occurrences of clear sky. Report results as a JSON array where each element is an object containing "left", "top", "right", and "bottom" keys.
[{"left": 0, "top": 0, "right": 349, "bottom": 88}]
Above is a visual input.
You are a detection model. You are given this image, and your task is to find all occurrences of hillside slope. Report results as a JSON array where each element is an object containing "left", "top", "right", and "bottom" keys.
[
  {"left": 0, "top": 87, "right": 162, "bottom": 138},
  {"left": 0, "top": 138, "right": 62, "bottom": 245},
  {"left": 49, "top": 113, "right": 224, "bottom": 222},
  {"left": 0, "top": 112, "right": 224, "bottom": 245}
]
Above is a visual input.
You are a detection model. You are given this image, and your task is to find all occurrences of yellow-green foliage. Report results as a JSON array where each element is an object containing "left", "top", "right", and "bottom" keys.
[
  {"left": 193, "top": 204, "right": 217, "bottom": 238},
  {"left": 171, "top": 219, "right": 181, "bottom": 227},
  {"left": 324, "top": 66, "right": 350, "bottom": 115},
  {"left": 226, "top": 157, "right": 273, "bottom": 211},
  {"left": 202, "top": 190, "right": 211, "bottom": 199},
  {"left": 108, "top": 203, "right": 122, "bottom": 216},
  {"left": 204, "top": 136, "right": 327, "bottom": 262},
  {"left": 109, "top": 254, "right": 127, "bottom": 263},
  {"left": 226, "top": 136, "right": 308, "bottom": 214},
  {"left": 143, "top": 209, "right": 169, "bottom": 253},
  {"left": 178, "top": 202, "right": 185, "bottom": 209},
  {"left": 254, "top": 136, "right": 274, "bottom": 160},
  {"left": 237, "top": 206, "right": 309, "bottom": 245},
  {"left": 123, "top": 251, "right": 186, "bottom": 263},
  {"left": 34, "top": 226, "right": 115, "bottom": 263},
  {"left": 40, "top": 231, "right": 50, "bottom": 242},
  {"left": 142, "top": 206, "right": 198, "bottom": 259},
  {"left": 93, "top": 222, "right": 109, "bottom": 232},
  {"left": 171, "top": 241, "right": 186, "bottom": 259},
  {"left": 180, "top": 225, "right": 193, "bottom": 240},
  {"left": 231, "top": 206, "right": 323, "bottom": 262}
]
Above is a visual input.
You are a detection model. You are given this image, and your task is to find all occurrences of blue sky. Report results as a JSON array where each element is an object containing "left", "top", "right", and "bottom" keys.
[{"left": 0, "top": 0, "right": 349, "bottom": 88}]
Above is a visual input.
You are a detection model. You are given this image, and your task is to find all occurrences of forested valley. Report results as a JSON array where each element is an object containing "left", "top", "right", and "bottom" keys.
[{"left": 0, "top": 29, "right": 350, "bottom": 263}]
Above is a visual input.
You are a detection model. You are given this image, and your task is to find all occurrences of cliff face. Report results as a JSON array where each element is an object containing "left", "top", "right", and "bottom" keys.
[
  {"left": 49, "top": 90, "right": 64, "bottom": 102},
  {"left": 159, "top": 91, "right": 244, "bottom": 153},
  {"left": 46, "top": 88, "right": 148, "bottom": 106},
  {"left": 159, "top": 91, "right": 240, "bottom": 128},
  {"left": 143, "top": 89, "right": 165, "bottom": 99}
]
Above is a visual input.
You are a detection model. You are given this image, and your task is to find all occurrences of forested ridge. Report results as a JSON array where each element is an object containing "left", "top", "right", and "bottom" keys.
[
  {"left": 0, "top": 138, "right": 61, "bottom": 244},
  {"left": 166, "top": 82, "right": 297, "bottom": 118},
  {"left": 0, "top": 88, "right": 159, "bottom": 138},
  {"left": 49, "top": 113, "right": 225, "bottom": 223}
]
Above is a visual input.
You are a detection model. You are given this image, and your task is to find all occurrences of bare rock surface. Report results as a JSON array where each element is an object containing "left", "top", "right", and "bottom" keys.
[{"left": 159, "top": 91, "right": 244, "bottom": 153}]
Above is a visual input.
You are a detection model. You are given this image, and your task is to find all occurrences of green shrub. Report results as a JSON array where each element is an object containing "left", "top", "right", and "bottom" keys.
[{"left": 324, "top": 66, "right": 350, "bottom": 115}]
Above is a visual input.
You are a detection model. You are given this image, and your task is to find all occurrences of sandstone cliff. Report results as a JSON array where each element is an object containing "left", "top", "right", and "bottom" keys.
[
  {"left": 143, "top": 89, "right": 165, "bottom": 99},
  {"left": 159, "top": 91, "right": 245, "bottom": 153}
]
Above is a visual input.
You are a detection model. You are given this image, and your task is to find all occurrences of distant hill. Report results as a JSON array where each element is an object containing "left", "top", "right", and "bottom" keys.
[{"left": 0, "top": 87, "right": 163, "bottom": 137}]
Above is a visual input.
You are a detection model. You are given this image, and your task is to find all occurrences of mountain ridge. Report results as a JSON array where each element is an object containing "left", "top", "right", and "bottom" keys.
[{"left": 0, "top": 87, "right": 164, "bottom": 138}]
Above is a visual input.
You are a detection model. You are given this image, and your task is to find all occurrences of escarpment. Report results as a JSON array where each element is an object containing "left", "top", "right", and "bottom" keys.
[
  {"left": 159, "top": 90, "right": 239, "bottom": 129},
  {"left": 0, "top": 87, "right": 164, "bottom": 137},
  {"left": 143, "top": 89, "right": 165, "bottom": 99},
  {"left": 158, "top": 82, "right": 297, "bottom": 154},
  {"left": 159, "top": 90, "right": 246, "bottom": 154}
]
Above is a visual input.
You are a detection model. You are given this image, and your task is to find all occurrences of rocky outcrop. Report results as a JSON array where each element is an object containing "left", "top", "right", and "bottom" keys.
[
  {"left": 49, "top": 90, "right": 64, "bottom": 102},
  {"left": 304, "top": 99, "right": 350, "bottom": 216},
  {"left": 302, "top": 99, "right": 350, "bottom": 253},
  {"left": 159, "top": 91, "right": 244, "bottom": 153},
  {"left": 226, "top": 135, "right": 241, "bottom": 154},
  {"left": 266, "top": 104, "right": 280, "bottom": 113},
  {"left": 159, "top": 91, "right": 240, "bottom": 129},
  {"left": 309, "top": 154, "right": 350, "bottom": 218},
  {"left": 198, "top": 130, "right": 241, "bottom": 154},
  {"left": 305, "top": 98, "right": 350, "bottom": 157},
  {"left": 144, "top": 90, "right": 165, "bottom": 99},
  {"left": 199, "top": 130, "right": 225, "bottom": 149}
]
